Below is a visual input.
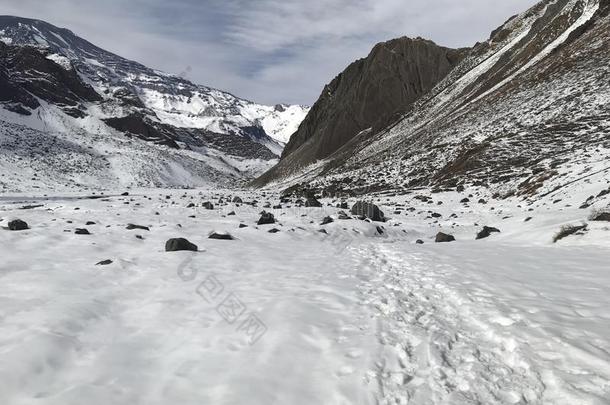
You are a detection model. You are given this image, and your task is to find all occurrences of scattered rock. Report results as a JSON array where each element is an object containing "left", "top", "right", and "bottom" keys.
[
  {"left": 268, "top": 228, "right": 281, "bottom": 233},
  {"left": 227, "top": 211, "right": 236, "bottom": 216},
  {"left": 305, "top": 197, "right": 323, "bottom": 208},
  {"left": 165, "top": 238, "right": 198, "bottom": 252},
  {"left": 321, "top": 216, "right": 334, "bottom": 225},
  {"left": 126, "top": 223, "right": 150, "bottom": 231},
  {"left": 590, "top": 210, "right": 610, "bottom": 222},
  {"left": 476, "top": 226, "right": 501, "bottom": 240},
  {"left": 338, "top": 211, "right": 351, "bottom": 220},
  {"left": 75, "top": 228, "right": 91, "bottom": 235},
  {"left": 416, "top": 239, "right": 424, "bottom": 244},
  {"left": 8, "top": 219, "right": 29, "bottom": 231},
  {"left": 232, "top": 197, "right": 243, "bottom": 204},
  {"left": 209, "top": 232, "right": 235, "bottom": 240},
  {"left": 435, "top": 232, "right": 455, "bottom": 243},
  {"left": 202, "top": 202, "right": 214, "bottom": 210},
  {"left": 257, "top": 211, "right": 276, "bottom": 225},
  {"left": 86, "top": 221, "right": 96, "bottom": 225},
  {"left": 351, "top": 201, "right": 385, "bottom": 222},
  {"left": 239, "top": 224, "right": 249, "bottom": 228},
  {"left": 96, "top": 259, "right": 113, "bottom": 266}
]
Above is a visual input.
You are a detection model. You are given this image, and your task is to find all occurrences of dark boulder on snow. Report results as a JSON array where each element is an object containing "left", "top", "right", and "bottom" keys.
[
  {"left": 8, "top": 219, "right": 29, "bottom": 231},
  {"left": 435, "top": 232, "right": 455, "bottom": 243},
  {"left": 202, "top": 202, "right": 214, "bottom": 210},
  {"left": 96, "top": 259, "right": 113, "bottom": 266},
  {"left": 239, "top": 223, "right": 249, "bottom": 228},
  {"left": 268, "top": 228, "right": 281, "bottom": 233},
  {"left": 476, "top": 226, "right": 501, "bottom": 240},
  {"left": 126, "top": 223, "right": 150, "bottom": 231},
  {"left": 351, "top": 201, "right": 385, "bottom": 222},
  {"left": 165, "top": 238, "right": 198, "bottom": 252},
  {"left": 305, "top": 197, "right": 323, "bottom": 208},
  {"left": 75, "top": 228, "right": 91, "bottom": 235},
  {"left": 257, "top": 211, "right": 276, "bottom": 225},
  {"left": 208, "top": 232, "right": 235, "bottom": 240},
  {"left": 416, "top": 239, "right": 425, "bottom": 244},
  {"left": 590, "top": 210, "right": 610, "bottom": 222},
  {"left": 321, "top": 216, "right": 334, "bottom": 225}
]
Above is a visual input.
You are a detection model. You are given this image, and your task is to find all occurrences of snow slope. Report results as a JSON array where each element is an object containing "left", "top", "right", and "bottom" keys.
[{"left": 0, "top": 183, "right": 609, "bottom": 404}]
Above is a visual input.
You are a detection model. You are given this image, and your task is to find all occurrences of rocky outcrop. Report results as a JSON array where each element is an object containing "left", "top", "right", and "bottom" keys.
[{"left": 255, "top": 37, "right": 467, "bottom": 185}]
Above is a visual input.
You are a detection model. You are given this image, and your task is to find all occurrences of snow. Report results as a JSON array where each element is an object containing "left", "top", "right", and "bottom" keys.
[
  {"left": 0, "top": 185, "right": 609, "bottom": 404},
  {"left": 46, "top": 53, "right": 72, "bottom": 70}
]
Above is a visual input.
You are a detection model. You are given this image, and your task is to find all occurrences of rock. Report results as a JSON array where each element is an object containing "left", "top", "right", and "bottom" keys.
[
  {"left": 416, "top": 239, "right": 424, "bottom": 244},
  {"left": 431, "top": 212, "right": 442, "bottom": 218},
  {"left": 476, "top": 226, "right": 501, "bottom": 240},
  {"left": 75, "top": 228, "right": 91, "bottom": 235},
  {"left": 339, "top": 202, "right": 349, "bottom": 209},
  {"left": 208, "top": 232, "right": 235, "bottom": 240},
  {"left": 376, "top": 226, "right": 384, "bottom": 235},
  {"left": 318, "top": 229, "right": 328, "bottom": 234},
  {"left": 435, "top": 232, "right": 455, "bottom": 243},
  {"left": 305, "top": 197, "right": 323, "bottom": 208},
  {"left": 338, "top": 211, "right": 351, "bottom": 220},
  {"left": 257, "top": 211, "right": 276, "bottom": 225},
  {"left": 238, "top": 224, "right": 249, "bottom": 228},
  {"left": 227, "top": 211, "right": 236, "bottom": 216},
  {"left": 126, "top": 223, "right": 150, "bottom": 231},
  {"left": 165, "top": 238, "right": 198, "bottom": 252},
  {"left": 268, "top": 228, "right": 281, "bottom": 233},
  {"left": 187, "top": 202, "right": 195, "bottom": 208},
  {"left": 351, "top": 201, "right": 385, "bottom": 222},
  {"left": 96, "top": 259, "right": 113, "bottom": 265},
  {"left": 460, "top": 198, "right": 470, "bottom": 203},
  {"left": 232, "top": 196, "right": 243, "bottom": 204},
  {"left": 8, "top": 219, "right": 29, "bottom": 231},
  {"left": 321, "top": 216, "right": 334, "bottom": 225},
  {"left": 86, "top": 221, "right": 96, "bottom": 225},
  {"left": 121, "top": 192, "right": 129, "bottom": 196},
  {"left": 591, "top": 211, "right": 610, "bottom": 222}
]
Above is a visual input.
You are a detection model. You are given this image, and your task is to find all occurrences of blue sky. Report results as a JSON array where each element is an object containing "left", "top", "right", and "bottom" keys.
[{"left": 0, "top": 0, "right": 539, "bottom": 105}]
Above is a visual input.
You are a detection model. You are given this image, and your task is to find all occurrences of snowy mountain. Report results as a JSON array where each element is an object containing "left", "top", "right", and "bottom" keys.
[
  {"left": 255, "top": 0, "right": 610, "bottom": 204},
  {"left": 0, "top": 16, "right": 309, "bottom": 191}
]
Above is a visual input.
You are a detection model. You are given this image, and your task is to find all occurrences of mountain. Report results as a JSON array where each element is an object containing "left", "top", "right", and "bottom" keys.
[
  {"left": 0, "top": 16, "right": 309, "bottom": 191},
  {"left": 256, "top": 37, "right": 467, "bottom": 185},
  {"left": 255, "top": 0, "right": 610, "bottom": 202}
]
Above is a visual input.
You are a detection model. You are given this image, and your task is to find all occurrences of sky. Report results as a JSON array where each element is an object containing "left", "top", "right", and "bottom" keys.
[{"left": 0, "top": 0, "right": 539, "bottom": 106}]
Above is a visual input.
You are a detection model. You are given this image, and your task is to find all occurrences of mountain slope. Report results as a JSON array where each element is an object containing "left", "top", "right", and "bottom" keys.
[
  {"left": 0, "top": 16, "right": 308, "bottom": 191},
  {"left": 255, "top": 37, "right": 466, "bottom": 185},
  {"left": 256, "top": 0, "right": 610, "bottom": 202}
]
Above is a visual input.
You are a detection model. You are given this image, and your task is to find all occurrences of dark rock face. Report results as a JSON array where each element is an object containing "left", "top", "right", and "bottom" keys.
[
  {"left": 8, "top": 219, "right": 29, "bottom": 230},
  {"left": 476, "top": 226, "right": 501, "bottom": 240},
  {"left": 321, "top": 216, "right": 334, "bottom": 225},
  {"left": 257, "top": 211, "right": 276, "bottom": 225},
  {"left": 351, "top": 201, "right": 385, "bottom": 222},
  {"left": 202, "top": 202, "right": 214, "bottom": 210},
  {"left": 75, "top": 228, "right": 91, "bottom": 235},
  {"left": 435, "top": 232, "right": 456, "bottom": 243},
  {"left": 165, "top": 238, "right": 198, "bottom": 252},
  {"left": 0, "top": 41, "right": 101, "bottom": 116},
  {"left": 255, "top": 37, "right": 466, "bottom": 185}
]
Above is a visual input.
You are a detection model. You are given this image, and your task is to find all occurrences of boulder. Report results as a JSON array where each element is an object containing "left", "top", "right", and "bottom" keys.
[
  {"left": 351, "top": 201, "right": 385, "bottom": 222},
  {"left": 208, "top": 232, "right": 235, "bottom": 240},
  {"left": 257, "top": 211, "right": 276, "bottom": 225},
  {"left": 165, "top": 238, "right": 198, "bottom": 252},
  {"left": 232, "top": 196, "right": 243, "bottom": 204},
  {"left": 321, "top": 216, "right": 334, "bottom": 225},
  {"left": 96, "top": 259, "right": 113, "bottom": 266},
  {"left": 126, "top": 223, "right": 150, "bottom": 231},
  {"left": 305, "top": 197, "right": 323, "bottom": 208},
  {"left": 8, "top": 219, "right": 29, "bottom": 231},
  {"left": 202, "top": 202, "right": 214, "bottom": 210},
  {"left": 476, "top": 226, "right": 501, "bottom": 240},
  {"left": 75, "top": 228, "right": 91, "bottom": 235},
  {"left": 435, "top": 232, "right": 455, "bottom": 243}
]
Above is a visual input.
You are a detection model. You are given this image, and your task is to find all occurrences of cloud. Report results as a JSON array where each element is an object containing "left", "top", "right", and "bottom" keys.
[{"left": 0, "top": 0, "right": 539, "bottom": 105}]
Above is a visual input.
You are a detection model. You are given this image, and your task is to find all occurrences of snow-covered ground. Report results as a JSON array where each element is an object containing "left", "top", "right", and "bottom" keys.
[{"left": 1, "top": 188, "right": 609, "bottom": 404}]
